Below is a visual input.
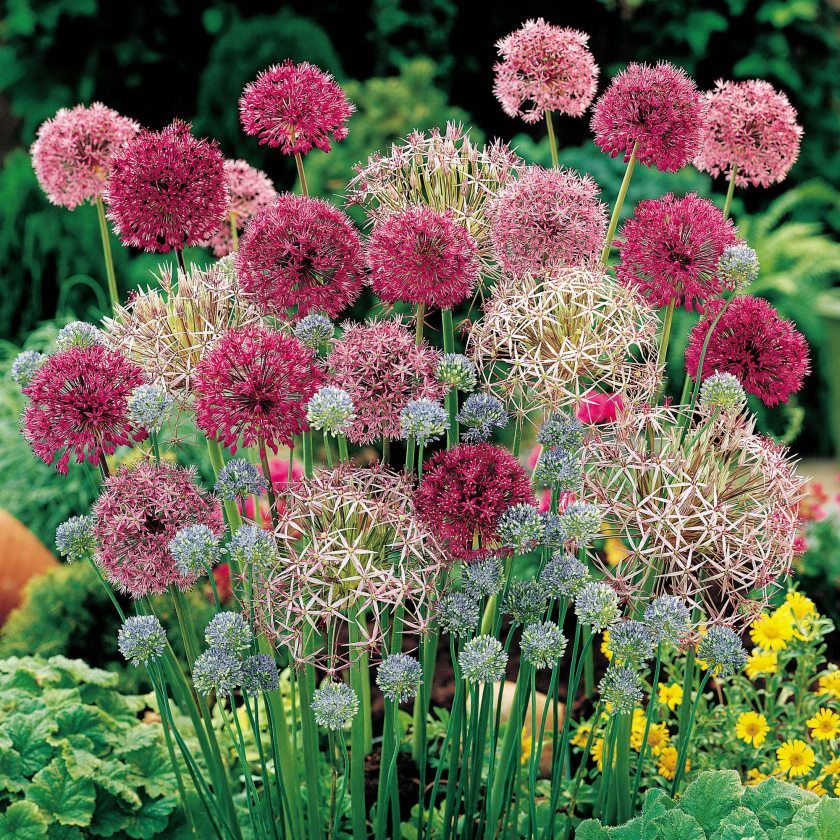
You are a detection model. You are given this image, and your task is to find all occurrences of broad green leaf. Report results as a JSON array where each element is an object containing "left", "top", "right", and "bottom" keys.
[
  {"left": 643, "top": 810, "right": 706, "bottom": 840},
  {"left": 122, "top": 744, "right": 176, "bottom": 798},
  {"left": 47, "top": 657, "right": 118, "bottom": 688},
  {"left": 3, "top": 712, "right": 57, "bottom": 777},
  {"left": 122, "top": 795, "right": 177, "bottom": 840},
  {"left": 781, "top": 797, "right": 840, "bottom": 840},
  {"left": 0, "top": 800, "right": 48, "bottom": 839},
  {"left": 641, "top": 788, "right": 676, "bottom": 825},
  {"left": 52, "top": 705, "right": 112, "bottom": 752},
  {"left": 88, "top": 792, "right": 131, "bottom": 838},
  {"left": 680, "top": 769, "right": 743, "bottom": 835},
  {"left": 28, "top": 757, "right": 96, "bottom": 827},
  {"left": 716, "top": 806, "right": 769, "bottom": 840},
  {"left": 97, "top": 760, "right": 143, "bottom": 809},
  {"left": 0, "top": 740, "right": 25, "bottom": 793},
  {"left": 742, "top": 777, "right": 816, "bottom": 833},
  {"left": 575, "top": 820, "right": 612, "bottom": 840}
]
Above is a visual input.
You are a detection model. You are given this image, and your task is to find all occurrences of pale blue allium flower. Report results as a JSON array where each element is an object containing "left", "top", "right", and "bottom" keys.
[
  {"left": 227, "top": 524, "right": 277, "bottom": 568},
  {"left": 128, "top": 383, "right": 174, "bottom": 432},
  {"left": 574, "top": 581, "right": 620, "bottom": 631},
  {"left": 169, "top": 524, "right": 220, "bottom": 576},
  {"left": 311, "top": 681, "right": 359, "bottom": 730},
  {"left": 118, "top": 615, "right": 167, "bottom": 667},
  {"left": 643, "top": 595, "right": 692, "bottom": 646},
  {"left": 55, "top": 321, "right": 103, "bottom": 350},
  {"left": 204, "top": 612, "right": 253, "bottom": 655},
  {"left": 55, "top": 514, "right": 96, "bottom": 563},
  {"left": 699, "top": 372, "right": 746, "bottom": 413},
  {"left": 557, "top": 502, "right": 601, "bottom": 546},
  {"left": 400, "top": 398, "right": 448, "bottom": 445},
  {"left": 294, "top": 314, "right": 335, "bottom": 350},
  {"left": 717, "top": 244, "right": 759, "bottom": 291},
  {"left": 461, "top": 556, "right": 504, "bottom": 600},
  {"left": 599, "top": 666, "right": 643, "bottom": 713},
  {"left": 533, "top": 448, "right": 582, "bottom": 490},
  {"left": 458, "top": 393, "right": 507, "bottom": 442},
  {"left": 437, "top": 353, "right": 477, "bottom": 392},
  {"left": 214, "top": 459, "right": 268, "bottom": 500},
  {"left": 697, "top": 626, "right": 747, "bottom": 676},
  {"left": 539, "top": 552, "right": 590, "bottom": 599},
  {"left": 241, "top": 654, "right": 279, "bottom": 693},
  {"left": 503, "top": 579, "right": 547, "bottom": 626},
  {"left": 459, "top": 635, "right": 508, "bottom": 684},
  {"left": 307, "top": 386, "right": 355, "bottom": 435},
  {"left": 537, "top": 412, "right": 585, "bottom": 451},
  {"left": 11, "top": 350, "right": 45, "bottom": 387},
  {"left": 376, "top": 653, "right": 423, "bottom": 703},
  {"left": 193, "top": 648, "right": 243, "bottom": 695},
  {"left": 497, "top": 503, "right": 543, "bottom": 553},
  {"left": 436, "top": 592, "right": 480, "bottom": 637},
  {"left": 608, "top": 620, "right": 656, "bottom": 667},
  {"left": 521, "top": 621, "right": 567, "bottom": 669}
]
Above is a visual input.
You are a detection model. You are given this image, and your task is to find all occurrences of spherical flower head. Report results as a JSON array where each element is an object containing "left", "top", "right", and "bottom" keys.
[
  {"left": 699, "top": 372, "right": 746, "bottom": 414},
  {"left": 608, "top": 620, "right": 655, "bottom": 667},
  {"left": 436, "top": 591, "right": 480, "bottom": 636},
  {"left": 717, "top": 245, "right": 759, "bottom": 292},
  {"left": 11, "top": 350, "right": 46, "bottom": 388},
  {"left": 694, "top": 79, "right": 802, "bottom": 188},
  {"left": 574, "top": 581, "right": 620, "bottom": 631},
  {"left": 533, "top": 448, "right": 582, "bottom": 490},
  {"left": 540, "top": 552, "right": 590, "bottom": 599},
  {"left": 22, "top": 345, "right": 146, "bottom": 474},
  {"left": 643, "top": 595, "right": 692, "bottom": 646},
  {"left": 540, "top": 513, "right": 571, "bottom": 550},
  {"left": 241, "top": 654, "right": 279, "bottom": 693},
  {"left": 127, "top": 383, "right": 174, "bottom": 433},
  {"left": 617, "top": 193, "right": 738, "bottom": 312},
  {"left": 461, "top": 556, "right": 504, "bottom": 600},
  {"left": 493, "top": 20, "right": 598, "bottom": 121},
  {"left": 203, "top": 159, "right": 276, "bottom": 257},
  {"left": 55, "top": 321, "right": 104, "bottom": 351},
  {"left": 55, "top": 514, "right": 96, "bottom": 563},
  {"left": 437, "top": 354, "right": 477, "bottom": 393},
  {"left": 401, "top": 398, "right": 449, "bottom": 446},
  {"left": 459, "top": 635, "right": 508, "bottom": 683},
  {"left": 697, "top": 625, "right": 747, "bottom": 676},
  {"left": 685, "top": 296, "right": 809, "bottom": 407},
  {"left": 228, "top": 524, "right": 278, "bottom": 570},
  {"left": 504, "top": 578, "right": 548, "bottom": 626},
  {"left": 366, "top": 207, "right": 479, "bottom": 309},
  {"left": 105, "top": 120, "right": 228, "bottom": 253},
  {"left": 294, "top": 314, "right": 335, "bottom": 352},
  {"left": 522, "top": 621, "right": 567, "bottom": 669},
  {"left": 239, "top": 61, "right": 354, "bottom": 155},
  {"left": 376, "top": 653, "right": 423, "bottom": 703},
  {"left": 488, "top": 166, "right": 607, "bottom": 276},
  {"left": 537, "top": 412, "right": 585, "bottom": 451},
  {"left": 557, "top": 501, "right": 601, "bottom": 546},
  {"left": 193, "top": 648, "right": 243, "bottom": 695},
  {"left": 118, "top": 615, "right": 167, "bottom": 667},
  {"left": 326, "top": 320, "right": 444, "bottom": 445},
  {"left": 457, "top": 393, "right": 508, "bottom": 443},
  {"left": 598, "top": 666, "right": 643, "bottom": 713},
  {"left": 93, "top": 461, "right": 223, "bottom": 598},
  {"left": 591, "top": 62, "right": 706, "bottom": 172},
  {"left": 214, "top": 458, "right": 269, "bottom": 501},
  {"left": 414, "top": 443, "right": 536, "bottom": 560},
  {"left": 237, "top": 195, "right": 363, "bottom": 320},
  {"left": 311, "top": 681, "right": 359, "bottom": 730},
  {"left": 497, "top": 504, "right": 543, "bottom": 553},
  {"left": 31, "top": 103, "right": 139, "bottom": 209},
  {"left": 195, "top": 326, "right": 323, "bottom": 453},
  {"left": 169, "top": 524, "right": 221, "bottom": 576},
  {"left": 205, "top": 611, "right": 253, "bottom": 655},
  {"left": 307, "top": 387, "right": 355, "bottom": 436}
]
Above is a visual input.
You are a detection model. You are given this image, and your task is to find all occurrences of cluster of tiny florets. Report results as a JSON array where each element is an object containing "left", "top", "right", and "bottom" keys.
[
  {"left": 457, "top": 394, "right": 508, "bottom": 443},
  {"left": 608, "top": 620, "right": 656, "bottom": 667},
  {"left": 537, "top": 413, "right": 585, "bottom": 451},
  {"left": 400, "top": 398, "right": 449, "bottom": 445},
  {"left": 521, "top": 621, "right": 567, "bottom": 669},
  {"left": 311, "top": 681, "right": 359, "bottom": 730},
  {"left": 127, "top": 384, "right": 174, "bottom": 433},
  {"left": 205, "top": 612, "right": 253, "bottom": 655},
  {"left": 294, "top": 314, "right": 335, "bottom": 352},
  {"left": 436, "top": 591, "right": 480, "bottom": 636},
  {"left": 227, "top": 523, "right": 278, "bottom": 569},
  {"left": 241, "top": 654, "right": 280, "bottom": 693},
  {"left": 540, "top": 552, "right": 591, "bottom": 599},
  {"left": 700, "top": 372, "right": 747, "bottom": 413},
  {"left": 599, "top": 666, "right": 643, "bottom": 713},
  {"left": 539, "top": 513, "right": 571, "bottom": 549},
  {"left": 557, "top": 502, "right": 601, "bottom": 546},
  {"left": 717, "top": 245, "right": 759, "bottom": 292},
  {"left": 214, "top": 459, "right": 269, "bottom": 500},
  {"left": 643, "top": 595, "right": 692, "bottom": 647},
  {"left": 459, "top": 635, "right": 508, "bottom": 683},
  {"left": 55, "top": 321, "right": 104, "bottom": 351},
  {"left": 55, "top": 514, "right": 97, "bottom": 563},
  {"left": 533, "top": 448, "right": 582, "bottom": 490},
  {"left": 11, "top": 350, "right": 45, "bottom": 388},
  {"left": 376, "top": 654, "right": 423, "bottom": 703},
  {"left": 193, "top": 648, "right": 244, "bottom": 695},
  {"left": 504, "top": 578, "right": 548, "bottom": 626},
  {"left": 697, "top": 626, "right": 748, "bottom": 676},
  {"left": 118, "top": 615, "right": 167, "bottom": 667},
  {"left": 497, "top": 504, "right": 544, "bottom": 553},
  {"left": 169, "top": 524, "right": 221, "bottom": 576},
  {"left": 307, "top": 387, "right": 356, "bottom": 436},
  {"left": 574, "top": 581, "right": 620, "bottom": 631},
  {"left": 461, "top": 556, "right": 505, "bottom": 600},
  {"left": 437, "top": 354, "right": 477, "bottom": 392}
]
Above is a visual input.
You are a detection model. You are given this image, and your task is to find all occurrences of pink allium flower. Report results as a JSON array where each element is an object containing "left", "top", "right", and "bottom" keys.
[
  {"left": 616, "top": 193, "right": 739, "bottom": 311},
  {"left": 203, "top": 159, "right": 276, "bottom": 257},
  {"left": 685, "top": 296, "right": 809, "bottom": 407},
  {"left": 239, "top": 60, "right": 354, "bottom": 155},
  {"left": 366, "top": 207, "right": 479, "bottom": 309},
  {"left": 30, "top": 103, "right": 139, "bottom": 209},
  {"left": 576, "top": 392, "right": 624, "bottom": 424},
  {"left": 237, "top": 194, "right": 363, "bottom": 320},
  {"left": 694, "top": 79, "right": 803, "bottom": 188},
  {"left": 414, "top": 443, "right": 536, "bottom": 560},
  {"left": 488, "top": 166, "right": 607, "bottom": 275},
  {"left": 93, "top": 462, "right": 223, "bottom": 598},
  {"left": 326, "top": 320, "right": 443, "bottom": 445},
  {"left": 104, "top": 120, "right": 228, "bottom": 252},
  {"left": 194, "top": 326, "right": 324, "bottom": 453},
  {"left": 591, "top": 62, "right": 706, "bottom": 172},
  {"left": 493, "top": 19, "right": 598, "bottom": 122},
  {"left": 22, "top": 345, "right": 146, "bottom": 474}
]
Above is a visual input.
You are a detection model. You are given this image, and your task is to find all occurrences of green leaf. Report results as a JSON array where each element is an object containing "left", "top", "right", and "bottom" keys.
[
  {"left": 643, "top": 810, "right": 706, "bottom": 840},
  {"left": 28, "top": 757, "right": 96, "bottom": 827},
  {"left": 122, "top": 744, "right": 176, "bottom": 798},
  {"left": 97, "top": 760, "right": 142, "bottom": 809},
  {"left": 641, "top": 788, "right": 676, "bottom": 825},
  {"left": 3, "top": 712, "right": 57, "bottom": 777},
  {"left": 575, "top": 821, "right": 613, "bottom": 840},
  {"left": 88, "top": 792, "right": 130, "bottom": 838},
  {"left": 715, "top": 806, "right": 769, "bottom": 840},
  {"left": 742, "top": 777, "right": 816, "bottom": 833},
  {"left": 781, "top": 797, "right": 840, "bottom": 840},
  {"left": 680, "top": 769, "right": 743, "bottom": 834},
  {"left": 122, "top": 795, "right": 177, "bottom": 840},
  {"left": 52, "top": 705, "right": 112, "bottom": 752},
  {"left": 612, "top": 817, "right": 643, "bottom": 839},
  {"left": 0, "top": 800, "right": 48, "bottom": 839}
]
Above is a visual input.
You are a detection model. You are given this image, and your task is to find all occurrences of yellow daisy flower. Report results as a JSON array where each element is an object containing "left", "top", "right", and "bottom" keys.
[
  {"left": 571, "top": 723, "right": 593, "bottom": 748},
  {"left": 805, "top": 779, "right": 827, "bottom": 796},
  {"left": 776, "top": 740, "right": 816, "bottom": 778},
  {"left": 749, "top": 610, "right": 794, "bottom": 652},
  {"left": 807, "top": 708, "right": 840, "bottom": 741},
  {"left": 745, "top": 650, "right": 778, "bottom": 680},
  {"left": 631, "top": 721, "right": 671, "bottom": 756},
  {"left": 736, "top": 711, "right": 770, "bottom": 748},
  {"left": 658, "top": 682, "right": 683, "bottom": 711},
  {"left": 818, "top": 671, "right": 840, "bottom": 700},
  {"left": 745, "top": 768, "right": 769, "bottom": 786},
  {"left": 590, "top": 737, "right": 604, "bottom": 771},
  {"left": 656, "top": 745, "right": 689, "bottom": 781},
  {"left": 785, "top": 590, "right": 817, "bottom": 620},
  {"left": 821, "top": 756, "right": 840, "bottom": 777}
]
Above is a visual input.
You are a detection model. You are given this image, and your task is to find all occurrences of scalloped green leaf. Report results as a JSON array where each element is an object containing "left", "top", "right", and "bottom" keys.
[
  {"left": 0, "top": 800, "right": 48, "bottom": 839},
  {"left": 680, "top": 769, "right": 743, "bottom": 835},
  {"left": 643, "top": 810, "right": 705, "bottom": 840},
  {"left": 715, "top": 806, "right": 769, "bottom": 840},
  {"left": 3, "top": 712, "right": 57, "bottom": 777},
  {"left": 28, "top": 757, "right": 96, "bottom": 827},
  {"left": 575, "top": 820, "right": 613, "bottom": 840},
  {"left": 780, "top": 797, "right": 840, "bottom": 840},
  {"left": 122, "top": 795, "right": 177, "bottom": 840},
  {"left": 742, "top": 777, "right": 817, "bottom": 833}
]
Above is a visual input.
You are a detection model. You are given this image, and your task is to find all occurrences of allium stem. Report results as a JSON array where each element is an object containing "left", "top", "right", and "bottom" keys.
[
  {"left": 175, "top": 248, "right": 187, "bottom": 274},
  {"left": 258, "top": 441, "right": 280, "bottom": 529},
  {"left": 545, "top": 110, "right": 560, "bottom": 169},
  {"left": 600, "top": 141, "right": 639, "bottom": 265},
  {"left": 631, "top": 644, "right": 662, "bottom": 811},
  {"left": 607, "top": 711, "right": 633, "bottom": 825},
  {"left": 670, "top": 670, "right": 711, "bottom": 796},
  {"left": 95, "top": 195, "right": 119, "bottom": 310},
  {"left": 405, "top": 434, "right": 416, "bottom": 473},
  {"left": 656, "top": 298, "right": 676, "bottom": 375},
  {"left": 348, "top": 618, "right": 369, "bottom": 840},
  {"left": 205, "top": 437, "right": 244, "bottom": 543},
  {"left": 294, "top": 152, "right": 309, "bottom": 196},
  {"left": 323, "top": 430, "right": 334, "bottom": 467},
  {"left": 441, "top": 308, "right": 459, "bottom": 447},
  {"left": 337, "top": 434, "right": 350, "bottom": 463},
  {"left": 415, "top": 301, "right": 427, "bottom": 344},
  {"left": 722, "top": 164, "right": 738, "bottom": 220},
  {"left": 528, "top": 669, "right": 539, "bottom": 837},
  {"left": 297, "top": 659, "right": 325, "bottom": 840},
  {"left": 230, "top": 210, "right": 239, "bottom": 251},
  {"left": 302, "top": 430, "right": 314, "bottom": 479}
]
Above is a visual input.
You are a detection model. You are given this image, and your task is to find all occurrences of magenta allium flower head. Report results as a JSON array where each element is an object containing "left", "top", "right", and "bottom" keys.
[
  {"left": 237, "top": 194, "right": 363, "bottom": 320},
  {"left": 685, "top": 296, "right": 809, "bottom": 406},
  {"left": 414, "top": 443, "right": 537, "bottom": 561},
  {"left": 104, "top": 119, "right": 228, "bottom": 252},
  {"left": 488, "top": 166, "right": 607, "bottom": 276},
  {"left": 30, "top": 103, "right": 139, "bottom": 210},
  {"left": 93, "top": 462, "right": 223, "bottom": 598},
  {"left": 326, "top": 320, "right": 444, "bottom": 445},
  {"left": 366, "top": 207, "right": 479, "bottom": 309},
  {"left": 239, "top": 60, "right": 354, "bottom": 155},
  {"left": 616, "top": 192, "right": 739, "bottom": 311},
  {"left": 591, "top": 62, "right": 706, "bottom": 172},
  {"left": 194, "top": 325, "right": 323, "bottom": 453},
  {"left": 493, "top": 19, "right": 598, "bottom": 122},
  {"left": 22, "top": 345, "right": 147, "bottom": 474},
  {"left": 694, "top": 80, "right": 803, "bottom": 188},
  {"left": 203, "top": 159, "right": 276, "bottom": 257}
]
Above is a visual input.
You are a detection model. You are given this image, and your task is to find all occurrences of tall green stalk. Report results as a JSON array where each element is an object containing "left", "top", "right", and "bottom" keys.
[
  {"left": 94, "top": 195, "right": 119, "bottom": 311},
  {"left": 671, "top": 670, "right": 710, "bottom": 796},
  {"left": 545, "top": 111, "right": 559, "bottom": 169},
  {"left": 348, "top": 619, "right": 370, "bottom": 840},
  {"left": 722, "top": 165, "right": 738, "bottom": 220},
  {"left": 297, "top": 661, "right": 326, "bottom": 840},
  {"left": 600, "top": 142, "right": 639, "bottom": 265},
  {"left": 441, "top": 308, "right": 459, "bottom": 447}
]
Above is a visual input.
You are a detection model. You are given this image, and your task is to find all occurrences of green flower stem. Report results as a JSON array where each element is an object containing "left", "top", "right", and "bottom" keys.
[
  {"left": 86, "top": 556, "right": 126, "bottom": 621},
  {"left": 382, "top": 435, "right": 390, "bottom": 465},
  {"left": 295, "top": 152, "right": 309, "bottom": 196},
  {"left": 348, "top": 624, "right": 369, "bottom": 840},
  {"left": 375, "top": 705, "right": 401, "bottom": 840},
  {"left": 418, "top": 442, "right": 426, "bottom": 480},
  {"left": 416, "top": 301, "right": 427, "bottom": 344},
  {"left": 607, "top": 711, "right": 633, "bottom": 825},
  {"left": 151, "top": 430, "right": 162, "bottom": 464},
  {"left": 205, "top": 437, "right": 243, "bottom": 564},
  {"left": 600, "top": 141, "right": 639, "bottom": 265},
  {"left": 670, "top": 671, "right": 710, "bottom": 796},
  {"left": 442, "top": 653, "right": 467, "bottom": 840},
  {"left": 545, "top": 111, "right": 560, "bottom": 169},
  {"left": 302, "top": 430, "right": 314, "bottom": 479},
  {"left": 598, "top": 717, "right": 619, "bottom": 822},
  {"left": 480, "top": 552, "right": 514, "bottom": 636},
  {"left": 528, "top": 669, "right": 539, "bottom": 838},
  {"left": 563, "top": 701, "right": 605, "bottom": 838},
  {"left": 722, "top": 165, "right": 738, "bottom": 220},
  {"left": 465, "top": 680, "right": 494, "bottom": 836},
  {"left": 405, "top": 434, "right": 416, "bottom": 473},
  {"left": 332, "top": 733, "right": 350, "bottom": 838},
  {"left": 297, "top": 660, "right": 326, "bottom": 840},
  {"left": 94, "top": 195, "right": 119, "bottom": 311},
  {"left": 259, "top": 440, "right": 280, "bottom": 530},
  {"left": 512, "top": 414, "right": 523, "bottom": 458},
  {"left": 583, "top": 645, "right": 595, "bottom": 699},
  {"left": 323, "top": 431, "right": 334, "bottom": 467},
  {"left": 631, "top": 644, "right": 663, "bottom": 811},
  {"left": 337, "top": 434, "right": 350, "bottom": 462},
  {"left": 203, "top": 560, "right": 222, "bottom": 611},
  {"left": 441, "top": 308, "right": 459, "bottom": 447},
  {"left": 243, "top": 694, "right": 282, "bottom": 839},
  {"left": 656, "top": 298, "right": 676, "bottom": 384}
]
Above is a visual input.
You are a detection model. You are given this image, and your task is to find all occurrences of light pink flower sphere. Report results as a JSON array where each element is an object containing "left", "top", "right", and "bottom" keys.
[
  {"left": 237, "top": 194, "right": 364, "bottom": 320},
  {"left": 591, "top": 62, "right": 707, "bottom": 172},
  {"left": 616, "top": 192, "right": 739, "bottom": 311},
  {"left": 104, "top": 120, "right": 228, "bottom": 253},
  {"left": 493, "top": 19, "right": 599, "bottom": 122},
  {"left": 366, "top": 207, "right": 479, "bottom": 309},
  {"left": 203, "top": 159, "right": 276, "bottom": 257},
  {"left": 30, "top": 103, "right": 139, "bottom": 209},
  {"left": 694, "top": 79, "right": 803, "bottom": 188},
  {"left": 93, "top": 462, "right": 223, "bottom": 598},
  {"left": 488, "top": 165, "right": 607, "bottom": 276},
  {"left": 239, "top": 60, "right": 354, "bottom": 155}
]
